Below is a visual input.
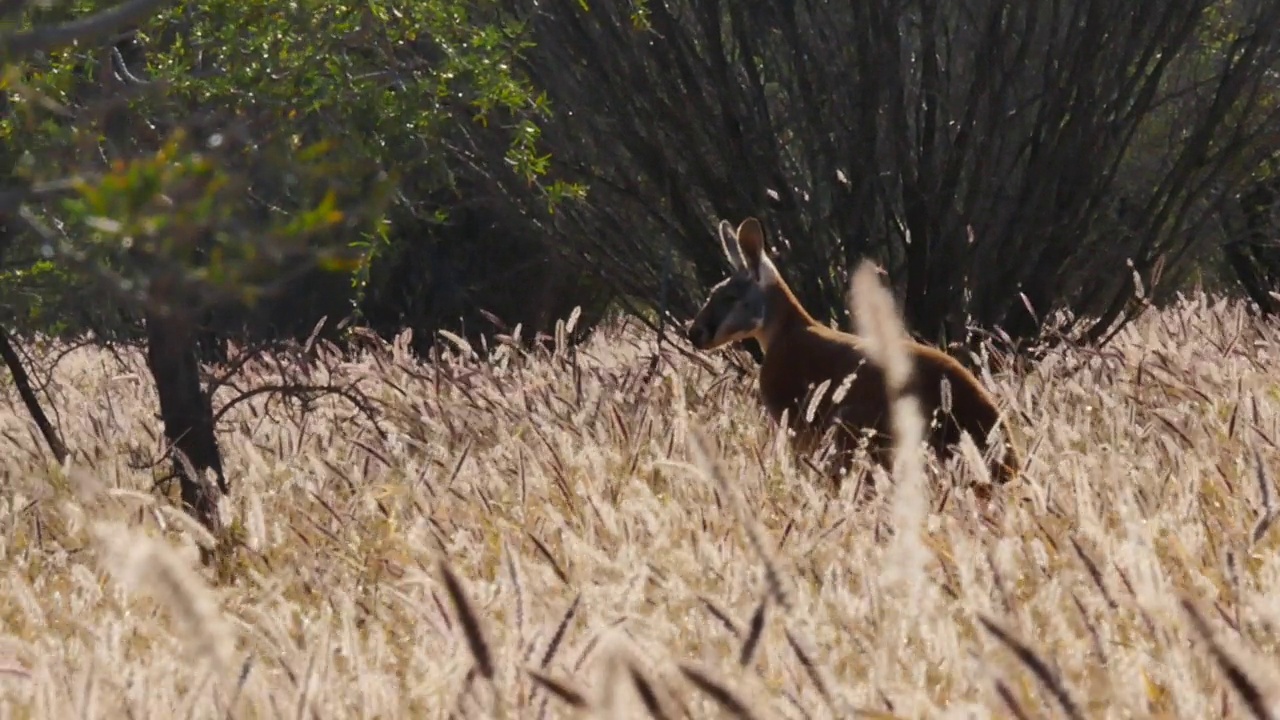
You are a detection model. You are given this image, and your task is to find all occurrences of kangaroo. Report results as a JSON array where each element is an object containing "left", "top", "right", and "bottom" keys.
[{"left": 685, "top": 216, "right": 1021, "bottom": 490}]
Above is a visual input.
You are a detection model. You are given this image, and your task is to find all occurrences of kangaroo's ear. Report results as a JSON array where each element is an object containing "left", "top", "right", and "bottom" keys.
[
  {"left": 718, "top": 220, "right": 745, "bottom": 270},
  {"left": 736, "top": 218, "right": 766, "bottom": 277}
]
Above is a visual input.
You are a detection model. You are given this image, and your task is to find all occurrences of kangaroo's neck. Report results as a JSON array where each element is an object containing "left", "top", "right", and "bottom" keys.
[{"left": 757, "top": 276, "right": 819, "bottom": 355}]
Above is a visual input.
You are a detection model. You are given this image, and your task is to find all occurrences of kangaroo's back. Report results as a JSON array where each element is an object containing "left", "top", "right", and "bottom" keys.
[
  {"left": 902, "top": 341, "right": 1022, "bottom": 484},
  {"left": 758, "top": 324, "right": 888, "bottom": 440}
]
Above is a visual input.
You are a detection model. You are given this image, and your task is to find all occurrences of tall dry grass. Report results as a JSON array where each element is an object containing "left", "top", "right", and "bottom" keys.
[{"left": 1, "top": 286, "right": 1280, "bottom": 718}]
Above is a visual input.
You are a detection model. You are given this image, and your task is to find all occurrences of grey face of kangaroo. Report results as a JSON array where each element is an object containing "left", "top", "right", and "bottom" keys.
[{"left": 686, "top": 218, "right": 776, "bottom": 351}]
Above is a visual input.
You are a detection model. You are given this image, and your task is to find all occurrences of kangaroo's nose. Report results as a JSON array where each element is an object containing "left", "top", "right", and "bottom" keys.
[{"left": 687, "top": 323, "right": 707, "bottom": 348}]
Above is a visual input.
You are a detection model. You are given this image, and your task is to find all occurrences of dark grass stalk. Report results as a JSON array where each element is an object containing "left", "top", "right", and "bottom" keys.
[
  {"left": 626, "top": 661, "right": 678, "bottom": 720},
  {"left": 1112, "top": 565, "right": 1159, "bottom": 636},
  {"left": 784, "top": 626, "right": 835, "bottom": 712},
  {"left": 571, "top": 619, "right": 626, "bottom": 675},
  {"left": 739, "top": 597, "right": 768, "bottom": 667},
  {"left": 540, "top": 594, "right": 581, "bottom": 669},
  {"left": 1251, "top": 445, "right": 1276, "bottom": 544},
  {"left": 526, "top": 668, "right": 590, "bottom": 710},
  {"left": 527, "top": 532, "right": 570, "bottom": 586},
  {"left": 1069, "top": 536, "right": 1118, "bottom": 609},
  {"left": 678, "top": 663, "right": 761, "bottom": 720},
  {"left": 782, "top": 689, "right": 814, "bottom": 720},
  {"left": 1070, "top": 593, "right": 1108, "bottom": 665},
  {"left": 1181, "top": 596, "right": 1275, "bottom": 720},
  {"left": 451, "top": 666, "right": 479, "bottom": 719},
  {"left": 1253, "top": 444, "right": 1272, "bottom": 514},
  {"left": 978, "top": 615, "right": 1084, "bottom": 720},
  {"left": 697, "top": 596, "right": 740, "bottom": 637},
  {"left": 985, "top": 546, "right": 1015, "bottom": 616},
  {"left": 994, "top": 679, "right": 1035, "bottom": 720},
  {"left": 439, "top": 561, "right": 494, "bottom": 680},
  {"left": 503, "top": 542, "right": 526, "bottom": 647}
]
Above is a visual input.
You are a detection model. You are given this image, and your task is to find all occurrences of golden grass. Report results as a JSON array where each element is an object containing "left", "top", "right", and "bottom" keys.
[{"left": 2, "top": 287, "right": 1280, "bottom": 718}]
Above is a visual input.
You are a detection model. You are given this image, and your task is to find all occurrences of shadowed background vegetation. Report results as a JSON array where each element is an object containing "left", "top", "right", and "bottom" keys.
[{"left": 6, "top": 0, "right": 1280, "bottom": 349}]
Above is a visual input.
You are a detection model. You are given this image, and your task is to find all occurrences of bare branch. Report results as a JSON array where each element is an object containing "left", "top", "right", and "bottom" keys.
[
  {"left": 0, "top": 0, "right": 171, "bottom": 60},
  {"left": 212, "top": 382, "right": 385, "bottom": 439}
]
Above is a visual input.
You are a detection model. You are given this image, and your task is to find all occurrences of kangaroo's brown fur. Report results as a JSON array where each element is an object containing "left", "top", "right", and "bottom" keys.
[{"left": 686, "top": 217, "right": 1021, "bottom": 489}]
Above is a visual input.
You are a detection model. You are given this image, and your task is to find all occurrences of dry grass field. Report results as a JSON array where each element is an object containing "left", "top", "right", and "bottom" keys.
[{"left": 3, "top": 285, "right": 1280, "bottom": 718}]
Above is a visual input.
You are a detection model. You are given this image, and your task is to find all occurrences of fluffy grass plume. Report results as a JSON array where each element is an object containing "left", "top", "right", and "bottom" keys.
[
  {"left": 848, "top": 260, "right": 931, "bottom": 609},
  {"left": 2, "top": 291, "right": 1280, "bottom": 717}
]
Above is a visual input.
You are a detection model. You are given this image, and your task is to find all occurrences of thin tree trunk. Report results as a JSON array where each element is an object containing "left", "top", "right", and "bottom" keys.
[
  {"left": 0, "top": 326, "right": 69, "bottom": 464},
  {"left": 144, "top": 275, "right": 227, "bottom": 533}
]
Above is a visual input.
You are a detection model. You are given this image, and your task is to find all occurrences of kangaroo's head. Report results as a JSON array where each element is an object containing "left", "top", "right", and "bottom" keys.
[{"left": 686, "top": 217, "right": 779, "bottom": 351}]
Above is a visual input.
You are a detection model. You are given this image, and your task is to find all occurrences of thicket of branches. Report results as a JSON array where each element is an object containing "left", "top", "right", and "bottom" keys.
[{"left": 487, "top": 0, "right": 1280, "bottom": 350}]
